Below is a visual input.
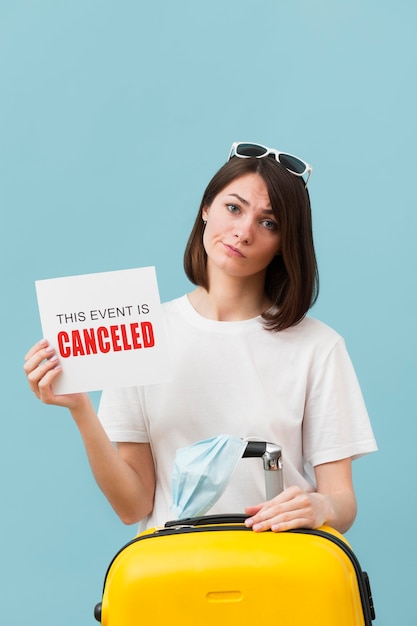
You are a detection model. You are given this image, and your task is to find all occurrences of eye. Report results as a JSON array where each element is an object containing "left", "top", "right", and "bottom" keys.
[
  {"left": 261, "top": 219, "right": 278, "bottom": 231},
  {"left": 226, "top": 203, "right": 240, "bottom": 214}
]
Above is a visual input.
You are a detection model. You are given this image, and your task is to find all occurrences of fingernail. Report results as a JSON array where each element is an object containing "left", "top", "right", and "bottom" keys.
[
  {"left": 49, "top": 355, "right": 58, "bottom": 363},
  {"left": 45, "top": 345, "right": 55, "bottom": 353}
]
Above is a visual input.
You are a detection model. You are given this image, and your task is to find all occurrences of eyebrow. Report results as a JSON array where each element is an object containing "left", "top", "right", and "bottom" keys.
[{"left": 227, "top": 193, "right": 274, "bottom": 214}]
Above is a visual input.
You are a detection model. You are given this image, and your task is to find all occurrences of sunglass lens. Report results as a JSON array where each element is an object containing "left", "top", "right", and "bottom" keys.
[
  {"left": 278, "top": 154, "right": 306, "bottom": 175},
  {"left": 235, "top": 143, "right": 268, "bottom": 158}
]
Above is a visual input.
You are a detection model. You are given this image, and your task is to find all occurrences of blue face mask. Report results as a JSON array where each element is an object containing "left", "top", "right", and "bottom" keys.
[{"left": 170, "top": 435, "right": 247, "bottom": 519}]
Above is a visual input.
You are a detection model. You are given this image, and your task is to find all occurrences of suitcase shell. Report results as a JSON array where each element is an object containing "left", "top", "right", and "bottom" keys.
[{"left": 95, "top": 515, "right": 375, "bottom": 626}]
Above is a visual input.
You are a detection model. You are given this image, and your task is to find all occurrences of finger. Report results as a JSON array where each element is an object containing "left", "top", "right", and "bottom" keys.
[
  {"left": 270, "top": 514, "right": 315, "bottom": 533},
  {"left": 244, "top": 504, "right": 263, "bottom": 516},
  {"left": 24, "top": 345, "right": 55, "bottom": 376},
  {"left": 26, "top": 352, "right": 61, "bottom": 396},
  {"left": 245, "top": 488, "right": 299, "bottom": 520},
  {"left": 245, "top": 501, "right": 278, "bottom": 529},
  {"left": 37, "top": 365, "right": 63, "bottom": 404},
  {"left": 24, "top": 338, "right": 48, "bottom": 362},
  {"left": 249, "top": 505, "right": 314, "bottom": 532},
  {"left": 245, "top": 490, "right": 312, "bottom": 531}
]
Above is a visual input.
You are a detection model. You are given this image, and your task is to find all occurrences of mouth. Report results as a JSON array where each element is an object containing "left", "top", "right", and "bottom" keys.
[{"left": 223, "top": 243, "right": 246, "bottom": 258}]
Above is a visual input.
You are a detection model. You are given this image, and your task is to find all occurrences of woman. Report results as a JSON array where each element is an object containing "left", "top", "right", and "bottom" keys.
[{"left": 24, "top": 141, "right": 377, "bottom": 534}]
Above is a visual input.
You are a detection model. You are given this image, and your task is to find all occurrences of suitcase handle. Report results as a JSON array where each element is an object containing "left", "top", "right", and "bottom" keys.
[
  {"left": 165, "top": 514, "right": 248, "bottom": 527},
  {"left": 243, "top": 440, "right": 282, "bottom": 468},
  {"left": 243, "top": 440, "right": 283, "bottom": 500}
]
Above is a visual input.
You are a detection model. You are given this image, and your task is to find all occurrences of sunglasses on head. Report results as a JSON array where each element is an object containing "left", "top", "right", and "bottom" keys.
[{"left": 228, "top": 141, "right": 312, "bottom": 187}]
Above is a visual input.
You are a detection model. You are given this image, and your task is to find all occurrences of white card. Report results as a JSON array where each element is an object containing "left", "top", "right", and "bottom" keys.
[{"left": 35, "top": 266, "right": 171, "bottom": 394}]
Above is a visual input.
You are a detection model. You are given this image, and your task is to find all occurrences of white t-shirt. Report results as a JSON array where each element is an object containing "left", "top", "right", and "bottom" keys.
[{"left": 98, "top": 295, "right": 377, "bottom": 531}]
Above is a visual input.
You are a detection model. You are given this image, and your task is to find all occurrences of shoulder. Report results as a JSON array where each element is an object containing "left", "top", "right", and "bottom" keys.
[
  {"left": 160, "top": 295, "right": 196, "bottom": 333},
  {"left": 294, "top": 315, "right": 342, "bottom": 341},
  {"left": 283, "top": 314, "right": 343, "bottom": 345},
  {"left": 161, "top": 295, "right": 189, "bottom": 322},
  {"left": 161, "top": 294, "right": 187, "bottom": 312},
  {"left": 278, "top": 315, "right": 347, "bottom": 364}
]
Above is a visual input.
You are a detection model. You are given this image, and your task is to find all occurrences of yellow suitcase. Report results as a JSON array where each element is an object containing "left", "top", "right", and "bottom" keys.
[
  {"left": 94, "top": 516, "right": 375, "bottom": 626},
  {"left": 94, "top": 442, "right": 375, "bottom": 625}
]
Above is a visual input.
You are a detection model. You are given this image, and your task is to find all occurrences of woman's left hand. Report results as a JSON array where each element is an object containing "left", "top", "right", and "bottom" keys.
[
  {"left": 244, "top": 458, "right": 357, "bottom": 534},
  {"left": 244, "top": 485, "right": 331, "bottom": 532}
]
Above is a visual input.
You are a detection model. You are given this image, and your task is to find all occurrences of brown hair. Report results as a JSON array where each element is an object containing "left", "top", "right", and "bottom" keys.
[{"left": 183, "top": 156, "right": 319, "bottom": 331}]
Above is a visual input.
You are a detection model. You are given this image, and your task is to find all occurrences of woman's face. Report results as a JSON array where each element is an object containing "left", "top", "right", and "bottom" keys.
[{"left": 202, "top": 173, "right": 281, "bottom": 282}]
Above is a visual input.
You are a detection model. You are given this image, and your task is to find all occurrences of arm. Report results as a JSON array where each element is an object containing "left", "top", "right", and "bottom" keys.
[
  {"left": 244, "top": 457, "right": 357, "bottom": 534},
  {"left": 24, "top": 340, "right": 155, "bottom": 525}
]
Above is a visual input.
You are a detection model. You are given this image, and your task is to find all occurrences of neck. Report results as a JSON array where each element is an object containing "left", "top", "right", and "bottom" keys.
[{"left": 189, "top": 271, "right": 270, "bottom": 322}]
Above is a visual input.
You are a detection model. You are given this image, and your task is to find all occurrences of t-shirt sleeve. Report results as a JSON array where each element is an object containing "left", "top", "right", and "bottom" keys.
[
  {"left": 303, "top": 338, "right": 377, "bottom": 467},
  {"left": 97, "top": 386, "right": 150, "bottom": 443}
]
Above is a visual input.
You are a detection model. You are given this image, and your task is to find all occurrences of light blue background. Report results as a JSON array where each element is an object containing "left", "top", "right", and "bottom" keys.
[{"left": 1, "top": 1, "right": 416, "bottom": 624}]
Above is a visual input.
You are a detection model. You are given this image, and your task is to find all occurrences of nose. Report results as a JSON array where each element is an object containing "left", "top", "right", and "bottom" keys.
[{"left": 234, "top": 216, "right": 254, "bottom": 244}]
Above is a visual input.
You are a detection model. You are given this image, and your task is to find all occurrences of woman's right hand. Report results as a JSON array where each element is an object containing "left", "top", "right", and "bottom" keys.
[{"left": 24, "top": 339, "right": 86, "bottom": 410}]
